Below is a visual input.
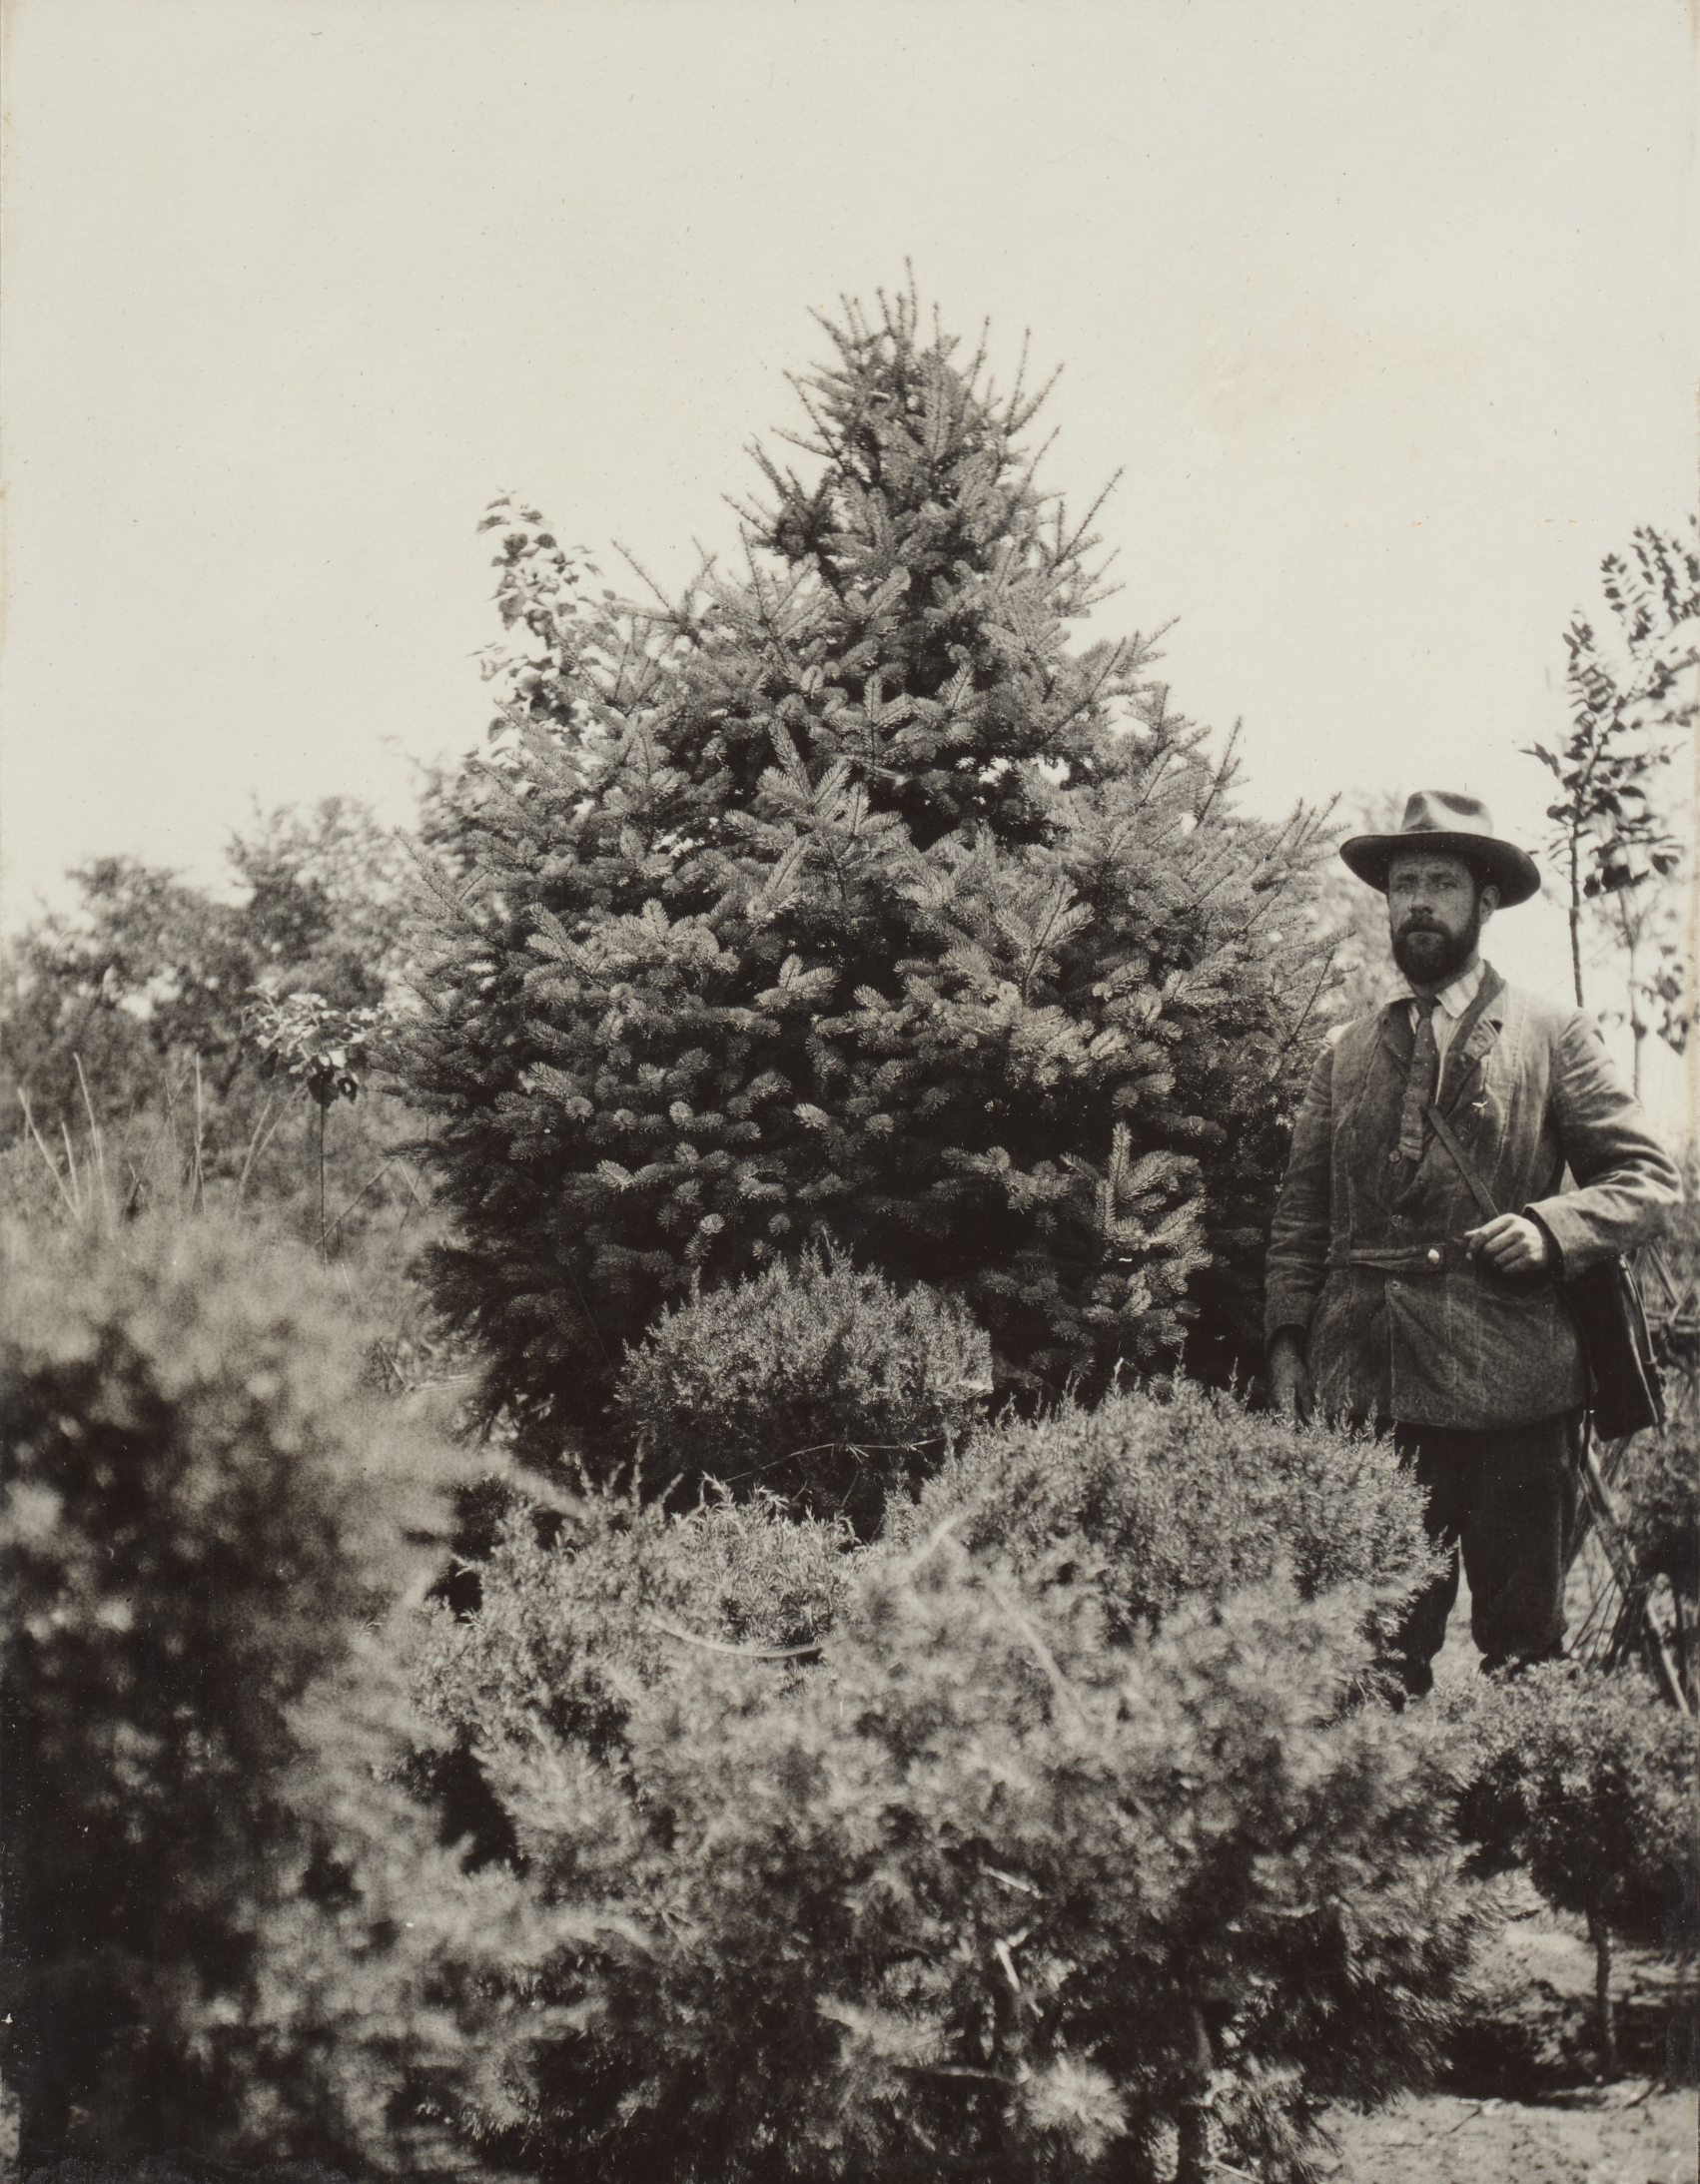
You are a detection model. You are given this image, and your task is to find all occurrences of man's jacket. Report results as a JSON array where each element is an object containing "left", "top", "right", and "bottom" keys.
[{"left": 1265, "top": 964, "right": 1680, "bottom": 1428}]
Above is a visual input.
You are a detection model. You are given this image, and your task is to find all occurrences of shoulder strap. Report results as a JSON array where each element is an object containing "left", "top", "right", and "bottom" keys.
[{"left": 1424, "top": 1100, "right": 1500, "bottom": 1221}]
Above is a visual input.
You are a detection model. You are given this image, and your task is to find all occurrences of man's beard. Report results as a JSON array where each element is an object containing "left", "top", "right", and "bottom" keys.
[{"left": 1391, "top": 906, "right": 1482, "bottom": 986}]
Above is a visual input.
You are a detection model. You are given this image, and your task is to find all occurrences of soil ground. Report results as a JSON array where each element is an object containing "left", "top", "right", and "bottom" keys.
[
  {"left": 1323, "top": 2084, "right": 1697, "bottom": 2184},
  {"left": 1322, "top": 1907, "right": 1697, "bottom": 2181}
]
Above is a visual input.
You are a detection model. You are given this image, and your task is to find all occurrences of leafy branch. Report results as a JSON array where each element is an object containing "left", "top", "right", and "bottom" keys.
[{"left": 1525, "top": 519, "right": 1697, "bottom": 1086}]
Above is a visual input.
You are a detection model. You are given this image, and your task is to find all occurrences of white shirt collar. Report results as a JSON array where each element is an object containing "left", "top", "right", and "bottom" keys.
[{"left": 1393, "top": 955, "right": 1485, "bottom": 1022}]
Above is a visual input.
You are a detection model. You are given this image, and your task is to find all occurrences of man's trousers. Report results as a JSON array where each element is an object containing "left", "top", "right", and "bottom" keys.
[{"left": 1385, "top": 1411, "right": 1582, "bottom": 1696}]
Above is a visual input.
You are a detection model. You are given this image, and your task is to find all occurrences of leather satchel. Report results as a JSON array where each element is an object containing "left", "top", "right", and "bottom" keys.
[{"left": 1424, "top": 1100, "right": 1664, "bottom": 1441}]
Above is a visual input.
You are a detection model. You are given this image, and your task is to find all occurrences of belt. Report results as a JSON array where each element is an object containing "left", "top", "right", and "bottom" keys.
[{"left": 1329, "top": 1237, "right": 1471, "bottom": 1276}]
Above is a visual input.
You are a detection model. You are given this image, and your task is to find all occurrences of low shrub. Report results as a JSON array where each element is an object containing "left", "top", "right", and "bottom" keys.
[
  {"left": 1617, "top": 1416, "right": 1700, "bottom": 1600},
  {"left": 0, "top": 1213, "right": 512, "bottom": 2173},
  {"left": 416, "top": 1483, "right": 862, "bottom": 1777},
  {"left": 1452, "top": 1665, "right": 1700, "bottom": 2076},
  {"left": 886, "top": 1377, "right": 1434, "bottom": 1638},
  {"left": 427, "top": 1535, "right": 1477, "bottom": 2183},
  {"left": 614, "top": 1247, "right": 992, "bottom": 1527}
]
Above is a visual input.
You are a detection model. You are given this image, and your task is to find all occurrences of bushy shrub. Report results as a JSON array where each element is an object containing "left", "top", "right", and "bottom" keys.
[
  {"left": 1617, "top": 1415, "right": 1700, "bottom": 1599},
  {"left": 0, "top": 1214, "right": 509, "bottom": 2171},
  {"left": 424, "top": 1532, "right": 1476, "bottom": 2184},
  {"left": 1453, "top": 1666, "right": 1700, "bottom": 2075},
  {"left": 615, "top": 1248, "right": 991, "bottom": 1526},
  {"left": 417, "top": 1484, "right": 862, "bottom": 1775},
  {"left": 886, "top": 1377, "right": 1434, "bottom": 1638}
]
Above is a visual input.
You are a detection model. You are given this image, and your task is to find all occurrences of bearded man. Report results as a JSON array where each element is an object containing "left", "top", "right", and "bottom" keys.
[{"left": 1265, "top": 791, "right": 1679, "bottom": 1695}]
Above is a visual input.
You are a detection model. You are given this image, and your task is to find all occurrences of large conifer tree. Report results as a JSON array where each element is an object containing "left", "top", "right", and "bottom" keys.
[{"left": 399, "top": 289, "right": 1335, "bottom": 1448}]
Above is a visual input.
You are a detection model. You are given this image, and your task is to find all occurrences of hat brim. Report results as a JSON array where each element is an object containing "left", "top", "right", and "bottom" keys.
[{"left": 1339, "top": 831, "right": 1541, "bottom": 908}]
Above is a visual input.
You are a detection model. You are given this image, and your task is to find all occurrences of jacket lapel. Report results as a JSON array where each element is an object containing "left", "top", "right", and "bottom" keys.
[
  {"left": 1436, "top": 964, "right": 1506, "bottom": 1112},
  {"left": 1378, "top": 1000, "right": 1415, "bottom": 1071}
]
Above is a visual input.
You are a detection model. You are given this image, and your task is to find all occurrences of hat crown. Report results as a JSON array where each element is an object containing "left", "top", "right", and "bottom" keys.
[
  {"left": 1395, "top": 789, "right": 1499, "bottom": 842},
  {"left": 1336, "top": 788, "right": 1539, "bottom": 906}
]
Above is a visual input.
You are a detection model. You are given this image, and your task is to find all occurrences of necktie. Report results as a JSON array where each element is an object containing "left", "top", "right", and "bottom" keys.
[{"left": 1396, "top": 997, "right": 1439, "bottom": 1163}]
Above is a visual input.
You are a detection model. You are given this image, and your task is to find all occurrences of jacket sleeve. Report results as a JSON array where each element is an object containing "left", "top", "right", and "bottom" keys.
[
  {"left": 1524, "top": 1012, "right": 1681, "bottom": 1273},
  {"left": 1264, "top": 1039, "right": 1335, "bottom": 1343}
]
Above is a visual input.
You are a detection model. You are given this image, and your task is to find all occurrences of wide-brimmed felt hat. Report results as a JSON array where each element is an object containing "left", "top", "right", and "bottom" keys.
[{"left": 1339, "top": 790, "right": 1540, "bottom": 907}]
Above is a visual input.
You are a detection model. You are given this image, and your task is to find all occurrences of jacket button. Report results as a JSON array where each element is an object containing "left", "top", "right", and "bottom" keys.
[
  {"left": 1426, "top": 1247, "right": 1442, "bottom": 1266},
  {"left": 1388, "top": 1280, "right": 1401, "bottom": 1293}
]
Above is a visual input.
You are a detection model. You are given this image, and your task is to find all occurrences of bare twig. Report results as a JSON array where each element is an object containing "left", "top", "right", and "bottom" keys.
[
  {"left": 894, "top": 2062, "right": 1013, "bottom": 2087},
  {"left": 17, "top": 1091, "right": 78, "bottom": 1216},
  {"left": 981, "top": 1865, "right": 1042, "bottom": 1898},
  {"left": 326, "top": 1157, "right": 397, "bottom": 1241},
  {"left": 1579, "top": 1441, "right": 1690, "bottom": 1713},
  {"left": 59, "top": 1120, "right": 83, "bottom": 1213},
  {"left": 317, "top": 1095, "right": 328, "bottom": 1259},
  {"left": 714, "top": 1436, "right": 938, "bottom": 1488},
  {"left": 983, "top": 1573, "right": 1092, "bottom": 1732},
  {"left": 893, "top": 1507, "right": 971, "bottom": 1578},
  {"left": 390, "top": 1162, "right": 426, "bottom": 1238},
  {"left": 645, "top": 1615, "right": 821, "bottom": 1662},
  {"left": 192, "top": 1055, "right": 207, "bottom": 1215},
  {"left": 73, "top": 1056, "right": 109, "bottom": 1207},
  {"left": 236, "top": 1093, "right": 279, "bottom": 1203}
]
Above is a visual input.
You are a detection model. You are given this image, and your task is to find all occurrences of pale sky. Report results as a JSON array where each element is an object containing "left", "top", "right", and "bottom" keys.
[{"left": 4, "top": 0, "right": 1696, "bottom": 1115}]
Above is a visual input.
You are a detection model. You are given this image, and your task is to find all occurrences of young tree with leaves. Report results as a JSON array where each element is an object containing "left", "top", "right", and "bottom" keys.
[
  {"left": 3, "top": 797, "right": 411, "bottom": 1133},
  {"left": 1527, "top": 521, "right": 1697, "bottom": 1091},
  {"left": 244, "top": 988, "right": 384, "bottom": 1258},
  {"left": 399, "top": 289, "right": 1337, "bottom": 1451},
  {"left": 3, "top": 798, "right": 416, "bottom": 1236},
  {"left": 1455, "top": 1666, "right": 1699, "bottom": 2079}
]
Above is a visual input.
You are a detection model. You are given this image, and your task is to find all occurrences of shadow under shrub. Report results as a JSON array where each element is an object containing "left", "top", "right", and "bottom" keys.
[
  {"left": 0, "top": 1213, "right": 525, "bottom": 2174},
  {"left": 886, "top": 1377, "right": 1434, "bottom": 1640},
  {"left": 615, "top": 1247, "right": 991, "bottom": 1529}
]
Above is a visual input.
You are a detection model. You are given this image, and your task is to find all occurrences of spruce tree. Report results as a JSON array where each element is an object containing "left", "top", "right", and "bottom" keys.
[{"left": 399, "top": 288, "right": 1335, "bottom": 1450}]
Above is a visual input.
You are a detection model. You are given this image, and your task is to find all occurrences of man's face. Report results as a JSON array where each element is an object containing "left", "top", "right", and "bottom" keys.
[{"left": 1387, "top": 851, "right": 1496, "bottom": 986}]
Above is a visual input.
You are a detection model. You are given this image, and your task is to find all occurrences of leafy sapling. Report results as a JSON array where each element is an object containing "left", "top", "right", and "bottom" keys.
[
  {"left": 1455, "top": 1665, "right": 1700, "bottom": 2078},
  {"left": 244, "top": 989, "right": 384, "bottom": 1256}
]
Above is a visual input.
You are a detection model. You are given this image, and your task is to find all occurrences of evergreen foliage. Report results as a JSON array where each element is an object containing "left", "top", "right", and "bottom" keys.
[
  {"left": 417, "top": 1484, "right": 860, "bottom": 1780},
  {"left": 1453, "top": 1666, "right": 1700, "bottom": 2075},
  {"left": 413, "top": 1507, "right": 1477, "bottom": 2183},
  {"left": 886, "top": 1377, "right": 1434, "bottom": 1639},
  {"left": 0, "top": 1214, "right": 509, "bottom": 2171},
  {"left": 615, "top": 1247, "right": 991, "bottom": 1525},
  {"left": 397, "top": 288, "right": 1336, "bottom": 1451}
]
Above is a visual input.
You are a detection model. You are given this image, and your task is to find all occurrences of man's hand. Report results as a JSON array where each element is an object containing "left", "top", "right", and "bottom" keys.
[
  {"left": 1464, "top": 1212, "right": 1552, "bottom": 1277},
  {"left": 1269, "top": 1330, "right": 1312, "bottom": 1423}
]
